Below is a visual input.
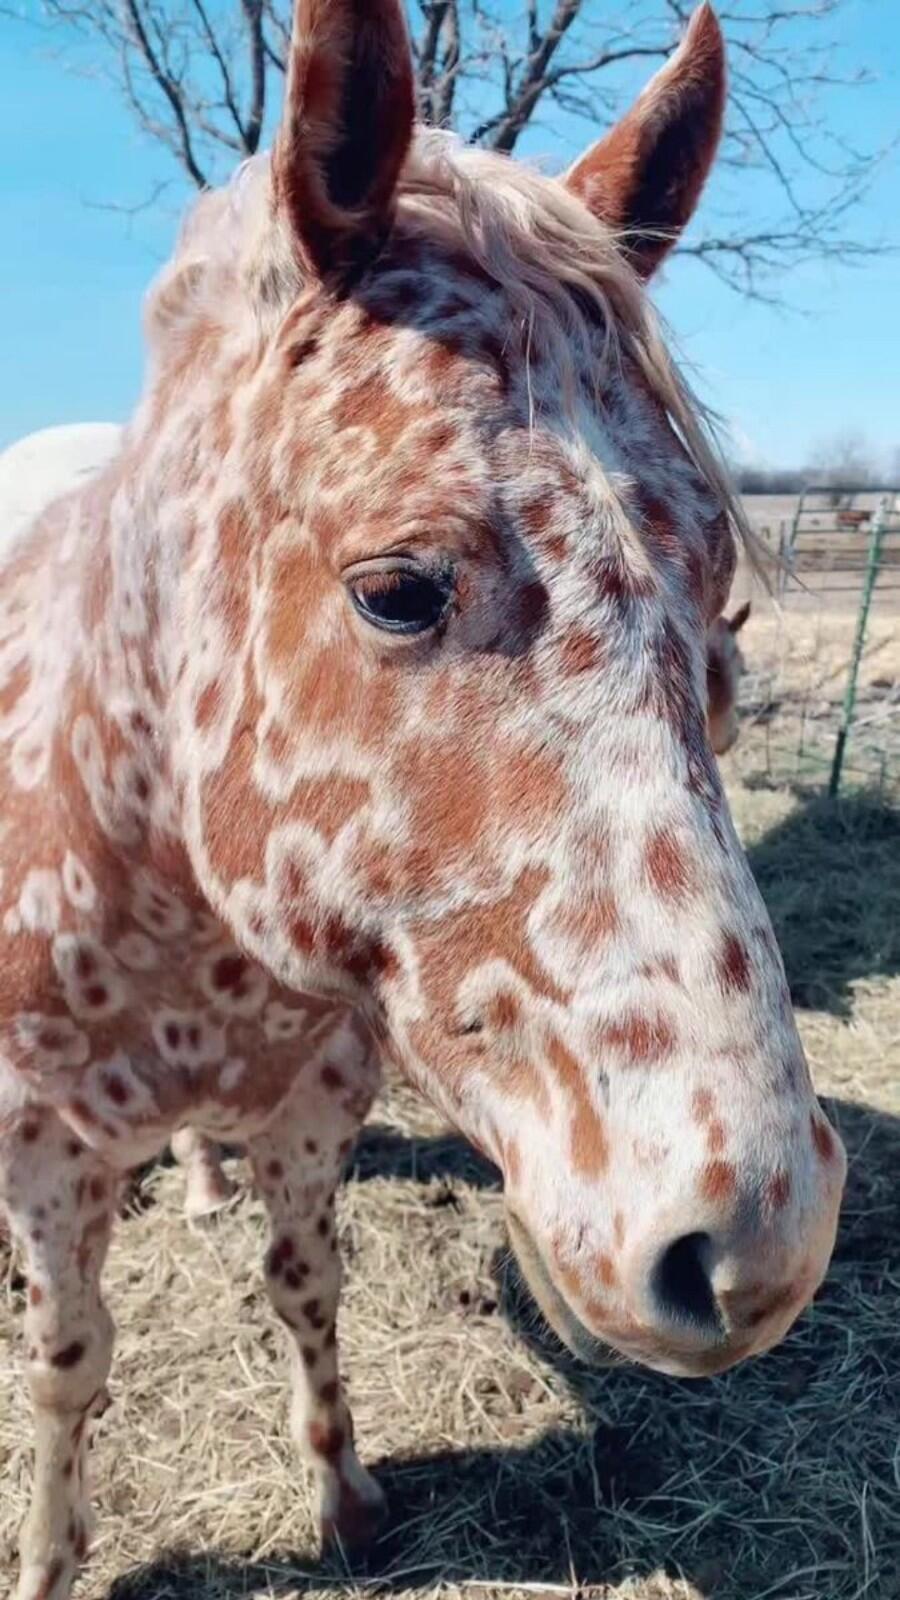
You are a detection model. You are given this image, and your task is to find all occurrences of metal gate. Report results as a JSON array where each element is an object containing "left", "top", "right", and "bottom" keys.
[{"left": 737, "top": 486, "right": 900, "bottom": 796}]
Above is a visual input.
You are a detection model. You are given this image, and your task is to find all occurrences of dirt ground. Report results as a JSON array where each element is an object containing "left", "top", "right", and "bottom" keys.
[{"left": 1, "top": 510, "right": 899, "bottom": 1600}]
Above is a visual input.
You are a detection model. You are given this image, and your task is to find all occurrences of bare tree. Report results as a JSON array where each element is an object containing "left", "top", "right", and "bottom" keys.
[
  {"left": 808, "top": 429, "right": 877, "bottom": 495},
  {"left": 13, "top": 0, "right": 894, "bottom": 300}
]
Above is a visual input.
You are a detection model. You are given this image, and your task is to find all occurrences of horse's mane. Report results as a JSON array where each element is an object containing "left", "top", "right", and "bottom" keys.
[{"left": 145, "top": 130, "right": 756, "bottom": 565}]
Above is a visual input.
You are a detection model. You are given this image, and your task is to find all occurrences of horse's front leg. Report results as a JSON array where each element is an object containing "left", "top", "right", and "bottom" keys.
[
  {"left": 0, "top": 1110, "right": 117, "bottom": 1600},
  {"left": 248, "top": 1048, "right": 383, "bottom": 1553}
]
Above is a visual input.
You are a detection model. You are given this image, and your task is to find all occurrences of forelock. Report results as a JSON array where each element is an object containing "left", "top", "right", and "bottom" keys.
[{"left": 141, "top": 131, "right": 757, "bottom": 574}]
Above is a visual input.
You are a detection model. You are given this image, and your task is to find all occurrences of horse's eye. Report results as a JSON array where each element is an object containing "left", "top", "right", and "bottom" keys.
[{"left": 348, "top": 563, "right": 454, "bottom": 636}]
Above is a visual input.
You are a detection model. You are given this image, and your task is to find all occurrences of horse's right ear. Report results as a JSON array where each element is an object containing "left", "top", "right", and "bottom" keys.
[
  {"left": 272, "top": 0, "right": 415, "bottom": 284},
  {"left": 728, "top": 600, "right": 751, "bottom": 633}
]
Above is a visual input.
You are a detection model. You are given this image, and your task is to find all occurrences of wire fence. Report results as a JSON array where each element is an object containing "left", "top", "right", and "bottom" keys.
[{"left": 734, "top": 487, "right": 900, "bottom": 798}]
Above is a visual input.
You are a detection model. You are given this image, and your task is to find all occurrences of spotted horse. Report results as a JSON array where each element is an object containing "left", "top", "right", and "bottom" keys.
[
  {"left": 166, "top": 593, "right": 752, "bottom": 1218},
  {"left": 0, "top": 3, "right": 845, "bottom": 1595},
  {"left": 0, "top": 437, "right": 752, "bottom": 1222}
]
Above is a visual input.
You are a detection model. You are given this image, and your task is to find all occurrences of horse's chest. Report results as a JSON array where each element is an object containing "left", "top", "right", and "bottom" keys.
[{"left": 1, "top": 905, "right": 377, "bottom": 1163}]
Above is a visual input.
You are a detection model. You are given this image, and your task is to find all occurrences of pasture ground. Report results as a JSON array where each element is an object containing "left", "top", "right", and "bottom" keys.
[{"left": 2, "top": 521, "right": 899, "bottom": 1600}]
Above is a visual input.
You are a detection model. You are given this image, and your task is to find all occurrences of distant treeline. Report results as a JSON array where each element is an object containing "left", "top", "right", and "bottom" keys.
[{"left": 729, "top": 466, "right": 880, "bottom": 495}]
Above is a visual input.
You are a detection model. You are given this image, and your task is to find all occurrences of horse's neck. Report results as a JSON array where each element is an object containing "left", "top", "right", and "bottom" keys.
[{"left": 0, "top": 459, "right": 198, "bottom": 901}]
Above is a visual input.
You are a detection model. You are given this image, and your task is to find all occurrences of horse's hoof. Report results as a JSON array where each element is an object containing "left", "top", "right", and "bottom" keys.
[{"left": 321, "top": 1476, "right": 387, "bottom": 1555}]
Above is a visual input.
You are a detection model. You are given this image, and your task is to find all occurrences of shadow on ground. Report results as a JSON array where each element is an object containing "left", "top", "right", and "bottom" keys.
[
  {"left": 106, "top": 1095, "right": 900, "bottom": 1600},
  {"left": 745, "top": 790, "right": 900, "bottom": 1015}
]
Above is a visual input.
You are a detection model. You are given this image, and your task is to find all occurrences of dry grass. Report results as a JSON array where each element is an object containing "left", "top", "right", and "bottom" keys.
[
  {"left": 2, "top": 547, "right": 899, "bottom": 1600},
  {"left": 2, "top": 767, "right": 899, "bottom": 1600}
]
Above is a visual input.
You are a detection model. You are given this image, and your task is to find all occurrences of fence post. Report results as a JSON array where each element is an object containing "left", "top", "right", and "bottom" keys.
[{"left": 828, "top": 495, "right": 889, "bottom": 797}]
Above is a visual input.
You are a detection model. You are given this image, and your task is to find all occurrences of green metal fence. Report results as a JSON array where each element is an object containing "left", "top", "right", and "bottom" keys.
[{"left": 738, "top": 486, "right": 900, "bottom": 796}]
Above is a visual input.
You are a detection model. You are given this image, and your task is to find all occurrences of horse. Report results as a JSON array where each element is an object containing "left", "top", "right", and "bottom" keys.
[
  {"left": 706, "top": 601, "right": 751, "bottom": 755},
  {"left": 0, "top": 427, "right": 752, "bottom": 1225},
  {"left": 0, "top": 3, "right": 845, "bottom": 1594}
]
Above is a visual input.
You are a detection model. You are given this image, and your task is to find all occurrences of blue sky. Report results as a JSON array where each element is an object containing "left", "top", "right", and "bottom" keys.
[{"left": 1, "top": 1, "right": 897, "bottom": 467}]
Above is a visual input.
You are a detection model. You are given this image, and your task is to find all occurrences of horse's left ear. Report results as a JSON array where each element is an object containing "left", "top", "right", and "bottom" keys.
[
  {"left": 563, "top": 3, "right": 725, "bottom": 278},
  {"left": 728, "top": 600, "right": 751, "bottom": 633},
  {"left": 272, "top": 0, "right": 415, "bottom": 284}
]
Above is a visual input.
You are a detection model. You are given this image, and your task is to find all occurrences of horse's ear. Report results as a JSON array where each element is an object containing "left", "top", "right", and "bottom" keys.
[
  {"left": 563, "top": 3, "right": 725, "bottom": 278},
  {"left": 728, "top": 600, "right": 751, "bottom": 633},
  {"left": 272, "top": 0, "right": 415, "bottom": 284}
]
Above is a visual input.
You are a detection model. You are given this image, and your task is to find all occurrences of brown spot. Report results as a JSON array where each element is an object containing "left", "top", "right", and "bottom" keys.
[
  {"left": 612, "top": 1211, "right": 625, "bottom": 1249},
  {"left": 810, "top": 1113, "right": 836, "bottom": 1164},
  {"left": 305, "top": 1138, "right": 319, "bottom": 1155},
  {"left": 62, "top": 1456, "right": 74, "bottom": 1480},
  {"left": 277, "top": 774, "right": 371, "bottom": 849},
  {"left": 69, "top": 1097, "right": 97, "bottom": 1128},
  {"left": 267, "top": 1160, "right": 284, "bottom": 1179},
  {"left": 267, "top": 1235, "right": 295, "bottom": 1277},
  {"left": 768, "top": 1170, "right": 792, "bottom": 1211},
  {"left": 594, "top": 550, "right": 655, "bottom": 604},
  {"left": 302, "top": 1297, "right": 326, "bottom": 1330},
  {"left": 317, "top": 1216, "right": 329, "bottom": 1237},
  {"left": 28, "top": 1283, "right": 43, "bottom": 1306},
  {"left": 308, "top": 1419, "right": 344, "bottom": 1461},
  {"left": 485, "top": 990, "right": 519, "bottom": 1032},
  {"left": 33, "top": 1559, "right": 64, "bottom": 1600},
  {"left": 212, "top": 953, "right": 248, "bottom": 991},
  {"left": 644, "top": 828, "right": 696, "bottom": 902},
  {"left": 319, "top": 1379, "right": 339, "bottom": 1405},
  {"left": 601, "top": 1010, "right": 675, "bottom": 1064},
  {"left": 66, "top": 1140, "right": 82, "bottom": 1158},
  {"left": 73, "top": 946, "right": 97, "bottom": 980},
  {"left": 700, "top": 1161, "right": 737, "bottom": 1204},
  {"left": 89, "top": 1177, "right": 106, "bottom": 1203},
  {"left": 195, "top": 679, "right": 223, "bottom": 729},
  {"left": 706, "top": 1120, "right": 727, "bottom": 1155},
  {"left": 560, "top": 628, "right": 604, "bottom": 676},
  {"left": 596, "top": 1252, "right": 618, "bottom": 1289},
  {"left": 52, "top": 1340, "right": 86, "bottom": 1370},
  {"left": 21, "top": 1121, "right": 40, "bottom": 1143},
  {"left": 641, "top": 954, "right": 681, "bottom": 984},
  {"left": 321, "top": 1063, "right": 344, "bottom": 1090},
  {"left": 102, "top": 1073, "right": 129, "bottom": 1105},
  {"left": 691, "top": 1088, "right": 714, "bottom": 1123},
  {"left": 302, "top": 1344, "right": 318, "bottom": 1367},
  {"left": 719, "top": 934, "right": 751, "bottom": 993},
  {"left": 547, "top": 1037, "right": 609, "bottom": 1177}
]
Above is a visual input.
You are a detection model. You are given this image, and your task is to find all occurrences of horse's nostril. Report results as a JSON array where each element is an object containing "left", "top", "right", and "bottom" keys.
[{"left": 651, "top": 1231, "right": 722, "bottom": 1335}]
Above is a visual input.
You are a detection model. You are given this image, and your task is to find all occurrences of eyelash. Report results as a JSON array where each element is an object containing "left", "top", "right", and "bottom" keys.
[{"left": 348, "top": 562, "right": 455, "bottom": 636}]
